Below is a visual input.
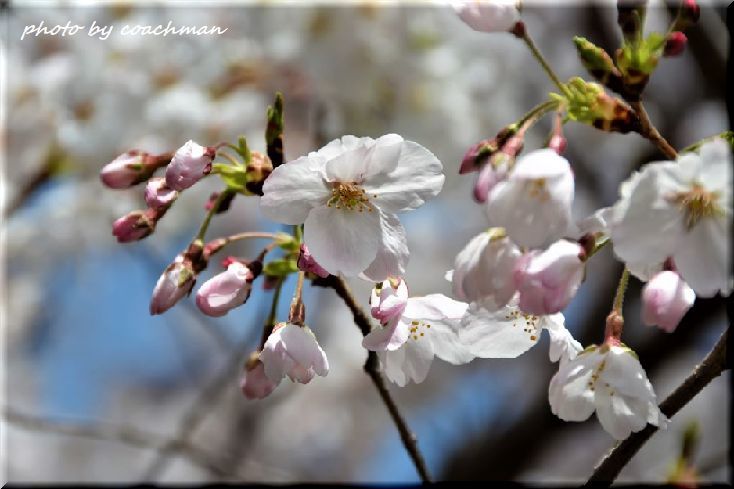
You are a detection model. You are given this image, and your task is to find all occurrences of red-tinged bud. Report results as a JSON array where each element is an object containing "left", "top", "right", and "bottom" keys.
[
  {"left": 244, "top": 151, "right": 273, "bottom": 196},
  {"left": 145, "top": 177, "right": 178, "bottom": 211},
  {"left": 297, "top": 244, "right": 330, "bottom": 278},
  {"left": 100, "top": 151, "right": 148, "bottom": 189},
  {"left": 165, "top": 140, "right": 216, "bottom": 191},
  {"left": 682, "top": 0, "right": 699, "bottom": 23},
  {"left": 112, "top": 209, "right": 156, "bottom": 243},
  {"left": 150, "top": 254, "right": 196, "bottom": 315},
  {"left": 205, "top": 191, "right": 235, "bottom": 214},
  {"left": 460, "top": 139, "right": 494, "bottom": 174},
  {"left": 203, "top": 238, "right": 227, "bottom": 261},
  {"left": 664, "top": 31, "right": 687, "bottom": 57},
  {"left": 240, "top": 352, "right": 278, "bottom": 400}
]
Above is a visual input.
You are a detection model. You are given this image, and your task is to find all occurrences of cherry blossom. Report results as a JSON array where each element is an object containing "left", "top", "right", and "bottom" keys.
[
  {"left": 297, "top": 243, "right": 330, "bottom": 278},
  {"left": 260, "top": 135, "right": 444, "bottom": 280},
  {"left": 610, "top": 138, "right": 732, "bottom": 296},
  {"left": 485, "top": 148, "right": 575, "bottom": 249},
  {"left": 453, "top": 0, "right": 521, "bottom": 33},
  {"left": 459, "top": 295, "right": 581, "bottom": 362},
  {"left": 165, "top": 140, "right": 216, "bottom": 191},
  {"left": 641, "top": 270, "right": 695, "bottom": 333},
  {"left": 112, "top": 210, "right": 156, "bottom": 243},
  {"left": 144, "top": 177, "right": 178, "bottom": 211},
  {"left": 149, "top": 253, "right": 196, "bottom": 315},
  {"left": 513, "top": 239, "right": 585, "bottom": 315},
  {"left": 195, "top": 261, "right": 255, "bottom": 317},
  {"left": 240, "top": 354, "right": 279, "bottom": 400},
  {"left": 451, "top": 228, "right": 521, "bottom": 309},
  {"left": 100, "top": 151, "right": 148, "bottom": 189},
  {"left": 363, "top": 282, "right": 474, "bottom": 386},
  {"left": 259, "top": 322, "right": 329, "bottom": 384},
  {"left": 548, "top": 343, "right": 668, "bottom": 440}
]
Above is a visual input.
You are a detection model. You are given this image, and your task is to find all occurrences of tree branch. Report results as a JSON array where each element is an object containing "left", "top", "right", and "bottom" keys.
[
  {"left": 3, "top": 406, "right": 235, "bottom": 478},
  {"left": 584, "top": 328, "right": 729, "bottom": 486},
  {"left": 631, "top": 101, "right": 678, "bottom": 159},
  {"left": 313, "top": 275, "right": 433, "bottom": 483}
]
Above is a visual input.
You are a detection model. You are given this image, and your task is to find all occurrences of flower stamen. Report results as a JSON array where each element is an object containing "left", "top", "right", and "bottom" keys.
[
  {"left": 327, "top": 182, "right": 374, "bottom": 212},
  {"left": 668, "top": 183, "right": 723, "bottom": 230}
]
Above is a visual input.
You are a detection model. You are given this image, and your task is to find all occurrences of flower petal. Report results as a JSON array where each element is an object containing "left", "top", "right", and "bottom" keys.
[
  {"left": 459, "top": 301, "right": 541, "bottom": 358},
  {"left": 304, "top": 204, "right": 381, "bottom": 277},
  {"left": 673, "top": 215, "right": 732, "bottom": 297},
  {"left": 361, "top": 211, "right": 409, "bottom": 282},
  {"left": 260, "top": 155, "right": 330, "bottom": 224},
  {"left": 280, "top": 324, "right": 329, "bottom": 377}
]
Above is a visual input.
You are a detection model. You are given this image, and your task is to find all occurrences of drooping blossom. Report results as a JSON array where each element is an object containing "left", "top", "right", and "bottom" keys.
[
  {"left": 452, "top": 228, "right": 520, "bottom": 309},
  {"left": 548, "top": 343, "right": 668, "bottom": 440},
  {"left": 195, "top": 261, "right": 255, "bottom": 317},
  {"left": 260, "top": 134, "right": 444, "bottom": 280},
  {"left": 363, "top": 280, "right": 474, "bottom": 386},
  {"left": 144, "top": 177, "right": 178, "bottom": 211},
  {"left": 485, "top": 148, "right": 575, "bottom": 249},
  {"left": 459, "top": 295, "right": 581, "bottom": 362},
  {"left": 259, "top": 322, "right": 329, "bottom": 384},
  {"left": 165, "top": 140, "right": 216, "bottom": 191},
  {"left": 610, "top": 139, "right": 732, "bottom": 297},
  {"left": 240, "top": 353, "right": 279, "bottom": 400},
  {"left": 513, "top": 239, "right": 585, "bottom": 315},
  {"left": 641, "top": 270, "right": 695, "bottom": 333},
  {"left": 453, "top": 0, "right": 521, "bottom": 33}
]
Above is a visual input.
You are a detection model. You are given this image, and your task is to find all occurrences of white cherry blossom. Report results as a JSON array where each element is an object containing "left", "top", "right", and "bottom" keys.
[
  {"left": 363, "top": 284, "right": 474, "bottom": 387},
  {"left": 451, "top": 228, "right": 521, "bottom": 308},
  {"left": 260, "top": 135, "right": 444, "bottom": 280},
  {"left": 485, "top": 149, "right": 575, "bottom": 249},
  {"left": 641, "top": 270, "right": 695, "bottom": 333},
  {"left": 610, "top": 139, "right": 732, "bottom": 296},
  {"left": 459, "top": 295, "right": 581, "bottom": 362},
  {"left": 260, "top": 322, "right": 329, "bottom": 385},
  {"left": 548, "top": 343, "right": 668, "bottom": 440},
  {"left": 453, "top": 0, "right": 521, "bottom": 33}
]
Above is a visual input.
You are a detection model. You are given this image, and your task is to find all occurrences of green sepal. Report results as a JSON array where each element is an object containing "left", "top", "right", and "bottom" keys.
[
  {"left": 263, "top": 258, "right": 299, "bottom": 278},
  {"left": 212, "top": 163, "right": 251, "bottom": 194}
]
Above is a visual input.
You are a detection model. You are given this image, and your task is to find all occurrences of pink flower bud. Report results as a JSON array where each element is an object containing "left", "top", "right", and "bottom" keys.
[
  {"left": 682, "top": 0, "right": 700, "bottom": 23},
  {"left": 473, "top": 153, "right": 512, "bottom": 203},
  {"left": 165, "top": 140, "right": 216, "bottom": 191},
  {"left": 663, "top": 31, "right": 687, "bottom": 57},
  {"left": 144, "top": 177, "right": 178, "bottom": 211},
  {"left": 641, "top": 271, "right": 695, "bottom": 333},
  {"left": 460, "top": 139, "right": 493, "bottom": 174},
  {"left": 100, "top": 151, "right": 148, "bottom": 189},
  {"left": 297, "top": 244, "right": 330, "bottom": 278},
  {"left": 150, "top": 254, "right": 196, "bottom": 315},
  {"left": 548, "top": 134, "right": 567, "bottom": 155},
  {"left": 370, "top": 278, "right": 408, "bottom": 325},
  {"left": 513, "top": 239, "right": 585, "bottom": 315},
  {"left": 240, "top": 355, "right": 278, "bottom": 400},
  {"left": 260, "top": 322, "right": 329, "bottom": 384},
  {"left": 112, "top": 209, "right": 156, "bottom": 243},
  {"left": 195, "top": 262, "right": 254, "bottom": 317},
  {"left": 454, "top": 0, "right": 521, "bottom": 33}
]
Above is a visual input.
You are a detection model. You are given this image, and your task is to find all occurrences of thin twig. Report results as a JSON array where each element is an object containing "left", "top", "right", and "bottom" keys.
[
  {"left": 313, "top": 275, "right": 433, "bottom": 483},
  {"left": 584, "top": 328, "right": 729, "bottom": 486},
  {"left": 631, "top": 101, "right": 678, "bottom": 159},
  {"left": 3, "top": 406, "right": 235, "bottom": 478}
]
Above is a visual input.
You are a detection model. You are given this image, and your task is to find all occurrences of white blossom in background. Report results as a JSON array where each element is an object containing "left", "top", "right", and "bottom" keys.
[
  {"left": 260, "top": 322, "right": 329, "bottom": 384},
  {"left": 459, "top": 295, "right": 581, "bottom": 362},
  {"left": 363, "top": 281, "right": 474, "bottom": 386},
  {"left": 260, "top": 135, "right": 444, "bottom": 280},
  {"left": 610, "top": 138, "right": 732, "bottom": 297},
  {"left": 513, "top": 239, "right": 585, "bottom": 315},
  {"left": 453, "top": 0, "right": 521, "bottom": 33},
  {"left": 451, "top": 228, "right": 521, "bottom": 308},
  {"left": 548, "top": 343, "right": 668, "bottom": 440},
  {"left": 486, "top": 149, "right": 575, "bottom": 249},
  {"left": 641, "top": 270, "right": 695, "bottom": 333}
]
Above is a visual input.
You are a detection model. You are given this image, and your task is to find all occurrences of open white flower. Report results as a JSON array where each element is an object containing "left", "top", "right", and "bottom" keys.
[
  {"left": 486, "top": 149, "right": 575, "bottom": 249},
  {"left": 453, "top": 0, "right": 521, "bottom": 33},
  {"left": 610, "top": 139, "right": 732, "bottom": 296},
  {"left": 548, "top": 343, "right": 668, "bottom": 440},
  {"left": 459, "top": 295, "right": 581, "bottom": 362},
  {"left": 363, "top": 284, "right": 474, "bottom": 386},
  {"left": 260, "top": 322, "right": 329, "bottom": 384},
  {"left": 452, "top": 228, "right": 520, "bottom": 308},
  {"left": 260, "top": 135, "right": 444, "bottom": 280}
]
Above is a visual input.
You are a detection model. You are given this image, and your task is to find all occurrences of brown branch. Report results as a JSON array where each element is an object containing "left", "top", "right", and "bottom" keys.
[
  {"left": 584, "top": 328, "right": 729, "bottom": 486},
  {"left": 631, "top": 101, "right": 678, "bottom": 159},
  {"left": 313, "top": 275, "right": 433, "bottom": 483},
  {"left": 3, "top": 406, "right": 235, "bottom": 478}
]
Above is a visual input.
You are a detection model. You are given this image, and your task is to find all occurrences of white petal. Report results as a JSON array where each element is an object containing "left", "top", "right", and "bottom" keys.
[
  {"left": 548, "top": 356, "right": 597, "bottom": 422},
  {"left": 379, "top": 349, "right": 407, "bottom": 387},
  {"left": 363, "top": 140, "right": 445, "bottom": 214},
  {"left": 594, "top": 386, "right": 637, "bottom": 440},
  {"left": 403, "top": 294, "right": 469, "bottom": 322},
  {"left": 363, "top": 319, "right": 411, "bottom": 352},
  {"left": 542, "top": 313, "right": 582, "bottom": 363},
  {"left": 260, "top": 155, "right": 329, "bottom": 224},
  {"left": 602, "top": 347, "right": 657, "bottom": 401},
  {"left": 575, "top": 206, "right": 614, "bottom": 237},
  {"left": 280, "top": 324, "right": 329, "bottom": 377},
  {"left": 324, "top": 138, "right": 375, "bottom": 182},
  {"left": 428, "top": 318, "right": 476, "bottom": 365},
  {"left": 459, "top": 301, "right": 541, "bottom": 358},
  {"left": 361, "top": 211, "right": 409, "bottom": 282},
  {"left": 304, "top": 204, "right": 381, "bottom": 277},
  {"left": 400, "top": 336, "right": 435, "bottom": 384},
  {"left": 673, "top": 215, "right": 732, "bottom": 297},
  {"left": 316, "top": 135, "right": 373, "bottom": 162}
]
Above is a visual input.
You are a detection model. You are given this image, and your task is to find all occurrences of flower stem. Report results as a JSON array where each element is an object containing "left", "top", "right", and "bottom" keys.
[
  {"left": 515, "top": 99, "right": 560, "bottom": 132},
  {"left": 222, "top": 231, "right": 282, "bottom": 245},
  {"left": 312, "top": 275, "right": 433, "bottom": 483},
  {"left": 195, "top": 189, "right": 233, "bottom": 241},
  {"left": 612, "top": 267, "right": 631, "bottom": 314},
  {"left": 260, "top": 278, "right": 284, "bottom": 348},
  {"left": 521, "top": 31, "right": 570, "bottom": 97},
  {"left": 630, "top": 101, "right": 678, "bottom": 159},
  {"left": 585, "top": 328, "right": 729, "bottom": 485}
]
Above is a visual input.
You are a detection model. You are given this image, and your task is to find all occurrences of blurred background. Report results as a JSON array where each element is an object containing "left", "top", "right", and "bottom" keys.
[{"left": 1, "top": 1, "right": 730, "bottom": 484}]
